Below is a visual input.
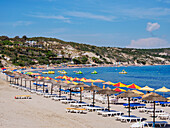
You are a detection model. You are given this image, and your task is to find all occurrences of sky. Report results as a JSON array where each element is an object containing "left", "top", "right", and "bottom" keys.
[{"left": 0, "top": 0, "right": 170, "bottom": 48}]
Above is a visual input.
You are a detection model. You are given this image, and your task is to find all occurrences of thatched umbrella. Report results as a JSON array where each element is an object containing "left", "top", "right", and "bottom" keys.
[
  {"left": 62, "top": 82, "right": 76, "bottom": 100},
  {"left": 84, "top": 84, "right": 102, "bottom": 106},
  {"left": 5, "top": 72, "right": 14, "bottom": 84},
  {"left": 56, "top": 81, "right": 67, "bottom": 97},
  {"left": 50, "top": 80, "right": 58, "bottom": 95},
  {"left": 142, "top": 92, "right": 167, "bottom": 128},
  {"left": 3, "top": 71, "right": 12, "bottom": 82},
  {"left": 30, "top": 78, "right": 38, "bottom": 90},
  {"left": 14, "top": 75, "right": 20, "bottom": 85},
  {"left": 71, "top": 82, "right": 89, "bottom": 102},
  {"left": 97, "top": 87, "right": 118, "bottom": 111},
  {"left": 117, "top": 90, "right": 140, "bottom": 117},
  {"left": 24, "top": 77, "right": 31, "bottom": 88}
]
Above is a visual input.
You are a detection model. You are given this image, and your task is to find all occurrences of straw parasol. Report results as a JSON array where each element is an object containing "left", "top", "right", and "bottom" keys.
[
  {"left": 97, "top": 87, "right": 118, "bottom": 111},
  {"left": 62, "top": 82, "right": 76, "bottom": 100},
  {"left": 71, "top": 82, "right": 89, "bottom": 102},
  {"left": 84, "top": 84, "right": 102, "bottom": 106},
  {"left": 142, "top": 92, "right": 167, "bottom": 128},
  {"left": 117, "top": 90, "right": 140, "bottom": 117},
  {"left": 132, "top": 90, "right": 144, "bottom": 95},
  {"left": 56, "top": 80, "right": 67, "bottom": 97},
  {"left": 139, "top": 86, "right": 154, "bottom": 91}
]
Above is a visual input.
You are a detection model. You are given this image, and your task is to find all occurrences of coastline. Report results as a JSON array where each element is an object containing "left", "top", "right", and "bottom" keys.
[{"left": 0, "top": 70, "right": 170, "bottom": 128}]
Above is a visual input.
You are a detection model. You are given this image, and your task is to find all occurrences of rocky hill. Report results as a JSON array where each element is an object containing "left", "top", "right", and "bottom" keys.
[{"left": 0, "top": 36, "right": 169, "bottom": 66}]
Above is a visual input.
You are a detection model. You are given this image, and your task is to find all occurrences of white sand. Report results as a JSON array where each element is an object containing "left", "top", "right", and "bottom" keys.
[{"left": 0, "top": 72, "right": 170, "bottom": 128}]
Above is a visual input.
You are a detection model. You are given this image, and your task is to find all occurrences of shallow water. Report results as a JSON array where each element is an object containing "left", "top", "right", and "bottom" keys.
[{"left": 35, "top": 65, "right": 170, "bottom": 97}]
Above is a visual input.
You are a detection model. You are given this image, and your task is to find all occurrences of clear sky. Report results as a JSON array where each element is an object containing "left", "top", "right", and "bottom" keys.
[{"left": 0, "top": 0, "right": 170, "bottom": 48}]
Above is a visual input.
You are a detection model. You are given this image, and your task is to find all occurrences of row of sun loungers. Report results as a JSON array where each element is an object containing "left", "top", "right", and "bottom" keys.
[
  {"left": 9, "top": 83, "right": 169, "bottom": 127},
  {"left": 130, "top": 121, "right": 168, "bottom": 128}
]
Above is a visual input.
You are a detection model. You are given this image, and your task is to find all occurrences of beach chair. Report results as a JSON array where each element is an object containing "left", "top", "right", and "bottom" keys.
[{"left": 130, "top": 121, "right": 146, "bottom": 128}]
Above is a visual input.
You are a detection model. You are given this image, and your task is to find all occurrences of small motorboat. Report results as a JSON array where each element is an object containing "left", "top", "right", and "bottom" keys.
[
  {"left": 119, "top": 70, "right": 127, "bottom": 74},
  {"left": 91, "top": 70, "right": 97, "bottom": 74},
  {"left": 76, "top": 71, "right": 83, "bottom": 74}
]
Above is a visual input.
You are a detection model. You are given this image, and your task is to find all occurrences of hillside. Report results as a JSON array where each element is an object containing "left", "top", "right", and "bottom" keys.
[{"left": 0, "top": 36, "right": 169, "bottom": 67}]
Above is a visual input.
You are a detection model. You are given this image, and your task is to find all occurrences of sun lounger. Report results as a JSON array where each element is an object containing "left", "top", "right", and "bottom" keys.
[
  {"left": 115, "top": 115, "right": 143, "bottom": 123},
  {"left": 15, "top": 95, "right": 32, "bottom": 99},
  {"left": 83, "top": 106, "right": 105, "bottom": 112},
  {"left": 145, "top": 121, "right": 168, "bottom": 127},
  {"left": 70, "top": 102, "right": 89, "bottom": 107},
  {"left": 158, "top": 114, "right": 170, "bottom": 120},
  {"left": 102, "top": 111, "right": 124, "bottom": 117},
  {"left": 61, "top": 99, "right": 78, "bottom": 104},
  {"left": 52, "top": 96, "right": 67, "bottom": 101},
  {"left": 65, "top": 108, "right": 87, "bottom": 114},
  {"left": 130, "top": 121, "right": 146, "bottom": 128}
]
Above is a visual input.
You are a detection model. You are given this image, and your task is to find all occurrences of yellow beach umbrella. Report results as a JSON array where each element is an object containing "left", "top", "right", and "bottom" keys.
[
  {"left": 84, "top": 79, "right": 95, "bottom": 83},
  {"left": 103, "top": 85, "right": 105, "bottom": 89},
  {"left": 103, "top": 81, "right": 114, "bottom": 85},
  {"left": 72, "top": 81, "right": 78, "bottom": 85},
  {"left": 155, "top": 86, "right": 170, "bottom": 96},
  {"left": 127, "top": 83, "right": 141, "bottom": 89},
  {"left": 94, "top": 79, "right": 105, "bottom": 83},
  {"left": 167, "top": 97, "right": 170, "bottom": 102},
  {"left": 132, "top": 90, "right": 144, "bottom": 95},
  {"left": 63, "top": 81, "right": 71, "bottom": 84},
  {"left": 155, "top": 86, "right": 170, "bottom": 92},
  {"left": 139, "top": 86, "right": 154, "bottom": 91}
]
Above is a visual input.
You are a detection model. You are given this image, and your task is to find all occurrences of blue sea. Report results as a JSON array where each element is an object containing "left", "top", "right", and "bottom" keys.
[{"left": 34, "top": 65, "right": 170, "bottom": 97}]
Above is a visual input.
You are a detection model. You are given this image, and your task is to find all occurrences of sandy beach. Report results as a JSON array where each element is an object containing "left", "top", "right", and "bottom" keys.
[{"left": 0, "top": 72, "right": 170, "bottom": 128}]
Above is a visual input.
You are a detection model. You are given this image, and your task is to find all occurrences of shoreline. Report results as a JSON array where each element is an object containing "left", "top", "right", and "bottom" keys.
[{"left": 22, "top": 64, "right": 170, "bottom": 72}]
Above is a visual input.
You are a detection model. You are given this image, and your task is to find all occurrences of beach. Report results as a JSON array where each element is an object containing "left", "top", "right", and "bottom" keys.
[{"left": 0, "top": 71, "right": 170, "bottom": 128}]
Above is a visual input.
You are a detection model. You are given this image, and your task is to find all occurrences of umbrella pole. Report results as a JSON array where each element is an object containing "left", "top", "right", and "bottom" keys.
[
  {"left": 21, "top": 78, "right": 22, "bottom": 86},
  {"left": 25, "top": 80, "right": 26, "bottom": 87},
  {"left": 51, "top": 84, "right": 53, "bottom": 95},
  {"left": 59, "top": 85, "right": 61, "bottom": 97},
  {"left": 6, "top": 75, "right": 7, "bottom": 81},
  {"left": 43, "top": 82, "right": 44, "bottom": 93},
  {"left": 153, "top": 101, "right": 155, "bottom": 128},
  {"left": 107, "top": 94, "right": 110, "bottom": 111},
  {"left": 80, "top": 87, "right": 82, "bottom": 102},
  {"left": 69, "top": 89, "right": 71, "bottom": 99},
  {"left": 10, "top": 77, "right": 11, "bottom": 84},
  {"left": 36, "top": 81, "right": 37, "bottom": 91},
  {"left": 30, "top": 81, "right": 31, "bottom": 90},
  {"left": 17, "top": 78, "right": 19, "bottom": 85},
  {"left": 128, "top": 97, "right": 130, "bottom": 117},
  {"left": 93, "top": 90, "right": 95, "bottom": 107}
]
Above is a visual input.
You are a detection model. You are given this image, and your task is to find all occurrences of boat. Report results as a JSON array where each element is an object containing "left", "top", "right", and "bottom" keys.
[
  {"left": 48, "top": 71, "right": 55, "bottom": 74},
  {"left": 119, "top": 70, "right": 127, "bottom": 74},
  {"left": 76, "top": 71, "right": 83, "bottom": 74},
  {"left": 42, "top": 72, "right": 48, "bottom": 74},
  {"left": 91, "top": 70, "right": 97, "bottom": 74},
  {"left": 59, "top": 70, "right": 67, "bottom": 74}
]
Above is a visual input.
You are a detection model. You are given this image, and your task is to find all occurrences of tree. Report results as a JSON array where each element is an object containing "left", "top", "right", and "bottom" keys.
[
  {"left": 13, "top": 36, "right": 20, "bottom": 42},
  {"left": 22, "top": 35, "right": 27, "bottom": 41},
  {"left": 0, "top": 36, "right": 9, "bottom": 41}
]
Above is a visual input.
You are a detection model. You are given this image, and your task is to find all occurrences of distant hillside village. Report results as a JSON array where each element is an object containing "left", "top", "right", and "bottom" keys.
[{"left": 0, "top": 35, "right": 169, "bottom": 67}]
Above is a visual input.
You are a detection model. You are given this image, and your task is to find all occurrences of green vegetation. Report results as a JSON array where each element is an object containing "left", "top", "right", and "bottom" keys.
[{"left": 0, "top": 35, "right": 169, "bottom": 66}]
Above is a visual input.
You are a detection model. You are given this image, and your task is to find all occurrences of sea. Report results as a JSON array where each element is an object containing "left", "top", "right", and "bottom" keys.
[{"left": 34, "top": 65, "right": 170, "bottom": 97}]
